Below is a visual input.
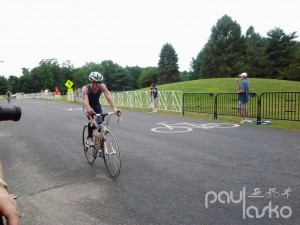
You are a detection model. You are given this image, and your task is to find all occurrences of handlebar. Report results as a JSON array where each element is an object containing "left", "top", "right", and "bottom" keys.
[
  {"left": 89, "top": 112, "right": 121, "bottom": 127},
  {"left": 97, "top": 112, "right": 121, "bottom": 123},
  {"left": 0, "top": 106, "right": 22, "bottom": 121}
]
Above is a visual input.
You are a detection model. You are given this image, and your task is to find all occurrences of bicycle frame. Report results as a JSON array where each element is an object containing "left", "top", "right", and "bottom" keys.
[
  {"left": 84, "top": 111, "right": 121, "bottom": 178},
  {"left": 88, "top": 112, "right": 120, "bottom": 149}
]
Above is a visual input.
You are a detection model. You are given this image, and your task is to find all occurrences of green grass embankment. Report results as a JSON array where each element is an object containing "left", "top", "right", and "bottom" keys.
[
  {"left": 154, "top": 78, "right": 300, "bottom": 94},
  {"left": 139, "top": 78, "right": 300, "bottom": 131}
]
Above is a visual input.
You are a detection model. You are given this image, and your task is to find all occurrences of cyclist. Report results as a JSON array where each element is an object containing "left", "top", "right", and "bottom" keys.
[
  {"left": 6, "top": 91, "right": 12, "bottom": 103},
  {"left": 82, "top": 72, "right": 121, "bottom": 146}
]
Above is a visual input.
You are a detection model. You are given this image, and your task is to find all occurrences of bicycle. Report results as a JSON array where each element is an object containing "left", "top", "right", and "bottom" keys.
[
  {"left": 265, "top": 188, "right": 280, "bottom": 198},
  {"left": 82, "top": 112, "right": 121, "bottom": 179}
]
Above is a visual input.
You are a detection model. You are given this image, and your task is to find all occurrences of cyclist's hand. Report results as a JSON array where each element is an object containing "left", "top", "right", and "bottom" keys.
[
  {"left": 114, "top": 108, "right": 121, "bottom": 117},
  {"left": 87, "top": 110, "right": 94, "bottom": 117}
]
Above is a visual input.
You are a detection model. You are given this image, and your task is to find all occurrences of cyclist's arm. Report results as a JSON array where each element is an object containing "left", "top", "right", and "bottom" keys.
[
  {"left": 238, "top": 89, "right": 245, "bottom": 93},
  {"left": 101, "top": 84, "right": 118, "bottom": 113},
  {"left": 238, "top": 81, "right": 246, "bottom": 93},
  {"left": 82, "top": 86, "right": 92, "bottom": 114}
]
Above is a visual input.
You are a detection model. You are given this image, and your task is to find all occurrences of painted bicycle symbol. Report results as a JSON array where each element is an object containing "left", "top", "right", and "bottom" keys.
[
  {"left": 151, "top": 122, "right": 240, "bottom": 133},
  {"left": 265, "top": 188, "right": 280, "bottom": 198}
]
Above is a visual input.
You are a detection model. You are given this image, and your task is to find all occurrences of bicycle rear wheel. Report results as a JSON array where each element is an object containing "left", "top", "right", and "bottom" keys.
[
  {"left": 103, "top": 130, "right": 121, "bottom": 178},
  {"left": 82, "top": 125, "right": 97, "bottom": 165}
]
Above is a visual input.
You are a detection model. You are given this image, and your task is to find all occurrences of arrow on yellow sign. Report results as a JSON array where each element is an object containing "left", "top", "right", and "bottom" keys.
[{"left": 65, "top": 80, "right": 74, "bottom": 88}]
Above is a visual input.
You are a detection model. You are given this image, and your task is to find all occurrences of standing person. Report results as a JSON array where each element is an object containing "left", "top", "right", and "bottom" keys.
[
  {"left": 54, "top": 87, "right": 60, "bottom": 100},
  {"left": 149, "top": 83, "right": 158, "bottom": 112},
  {"left": 0, "top": 163, "right": 20, "bottom": 225},
  {"left": 74, "top": 87, "right": 79, "bottom": 102},
  {"left": 44, "top": 88, "right": 49, "bottom": 98},
  {"left": 82, "top": 72, "right": 121, "bottom": 145},
  {"left": 235, "top": 72, "right": 250, "bottom": 123},
  {"left": 78, "top": 87, "right": 82, "bottom": 101}
]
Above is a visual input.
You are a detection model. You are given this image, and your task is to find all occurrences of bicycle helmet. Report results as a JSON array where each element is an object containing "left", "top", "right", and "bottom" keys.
[{"left": 89, "top": 72, "right": 103, "bottom": 82}]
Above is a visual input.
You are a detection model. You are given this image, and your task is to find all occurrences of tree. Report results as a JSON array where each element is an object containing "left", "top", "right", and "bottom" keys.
[
  {"left": 191, "top": 49, "right": 205, "bottom": 79},
  {"left": 157, "top": 43, "right": 180, "bottom": 84},
  {"left": 244, "top": 26, "right": 271, "bottom": 78},
  {"left": 266, "top": 27, "right": 298, "bottom": 79},
  {"left": 281, "top": 41, "right": 300, "bottom": 81},
  {"left": 31, "top": 59, "right": 61, "bottom": 92},
  {"left": 179, "top": 71, "right": 193, "bottom": 81},
  {"left": 69, "top": 62, "right": 103, "bottom": 93},
  {"left": 59, "top": 60, "right": 74, "bottom": 91},
  {"left": 73, "top": 67, "right": 91, "bottom": 90},
  {"left": 125, "top": 66, "right": 143, "bottom": 89},
  {"left": 199, "top": 15, "right": 245, "bottom": 78},
  {"left": 0, "top": 76, "right": 8, "bottom": 94},
  {"left": 138, "top": 67, "right": 157, "bottom": 88},
  {"left": 100, "top": 60, "right": 133, "bottom": 91},
  {"left": 7, "top": 76, "right": 20, "bottom": 93},
  {"left": 20, "top": 68, "right": 36, "bottom": 93}
]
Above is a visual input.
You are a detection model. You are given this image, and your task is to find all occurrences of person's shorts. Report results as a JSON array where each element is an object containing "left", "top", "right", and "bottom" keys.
[
  {"left": 238, "top": 101, "right": 248, "bottom": 110},
  {"left": 82, "top": 105, "right": 103, "bottom": 125},
  {"left": 150, "top": 97, "right": 158, "bottom": 103}
]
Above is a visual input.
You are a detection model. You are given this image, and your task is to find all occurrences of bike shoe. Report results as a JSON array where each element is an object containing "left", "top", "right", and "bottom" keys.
[
  {"left": 86, "top": 137, "right": 95, "bottom": 146},
  {"left": 99, "top": 150, "right": 103, "bottom": 158}
]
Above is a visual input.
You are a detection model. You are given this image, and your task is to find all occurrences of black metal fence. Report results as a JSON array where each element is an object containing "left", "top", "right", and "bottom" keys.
[
  {"left": 182, "top": 93, "right": 215, "bottom": 115},
  {"left": 259, "top": 92, "right": 300, "bottom": 121},
  {"left": 183, "top": 92, "right": 300, "bottom": 122},
  {"left": 215, "top": 93, "right": 259, "bottom": 119}
]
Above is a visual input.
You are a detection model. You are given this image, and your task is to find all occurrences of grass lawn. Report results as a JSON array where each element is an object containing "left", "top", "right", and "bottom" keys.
[
  {"left": 137, "top": 78, "right": 300, "bottom": 131},
  {"left": 152, "top": 78, "right": 300, "bottom": 94}
]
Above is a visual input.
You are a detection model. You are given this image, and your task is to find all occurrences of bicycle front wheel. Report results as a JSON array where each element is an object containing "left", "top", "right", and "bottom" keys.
[
  {"left": 103, "top": 130, "right": 121, "bottom": 179},
  {"left": 82, "top": 125, "right": 97, "bottom": 165}
]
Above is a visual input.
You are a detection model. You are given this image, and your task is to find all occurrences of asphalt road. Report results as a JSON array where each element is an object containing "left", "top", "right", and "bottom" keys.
[{"left": 0, "top": 99, "right": 299, "bottom": 225}]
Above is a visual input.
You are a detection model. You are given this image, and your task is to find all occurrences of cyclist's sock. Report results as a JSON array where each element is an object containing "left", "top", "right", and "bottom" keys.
[{"left": 88, "top": 123, "right": 93, "bottom": 138}]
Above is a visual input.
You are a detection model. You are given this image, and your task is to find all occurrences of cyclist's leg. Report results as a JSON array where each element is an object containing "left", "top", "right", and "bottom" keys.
[
  {"left": 82, "top": 106, "right": 94, "bottom": 139},
  {"left": 92, "top": 105, "right": 104, "bottom": 157},
  {"left": 153, "top": 98, "right": 158, "bottom": 112},
  {"left": 83, "top": 124, "right": 97, "bottom": 164},
  {"left": 92, "top": 105, "right": 103, "bottom": 127}
]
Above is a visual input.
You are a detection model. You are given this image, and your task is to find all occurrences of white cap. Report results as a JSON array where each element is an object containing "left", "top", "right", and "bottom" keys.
[{"left": 239, "top": 72, "right": 248, "bottom": 77}]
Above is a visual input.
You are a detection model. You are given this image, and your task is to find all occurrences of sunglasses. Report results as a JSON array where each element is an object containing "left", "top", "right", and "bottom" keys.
[{"left": 92, "top": 81, "right": 101, "bottom": 84}]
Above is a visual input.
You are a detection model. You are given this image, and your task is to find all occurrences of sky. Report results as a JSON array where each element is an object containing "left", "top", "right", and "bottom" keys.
[{"left": 0, "top": 0, "right": 299, "bottom": 77}]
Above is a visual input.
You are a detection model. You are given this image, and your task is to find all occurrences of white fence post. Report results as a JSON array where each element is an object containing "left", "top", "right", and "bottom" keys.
[
  {"left": 15, "top": 91, "right": 182, "bottom": 113},
  {"left": 99, "top": 91, "right": 182, "bottom": 112}
]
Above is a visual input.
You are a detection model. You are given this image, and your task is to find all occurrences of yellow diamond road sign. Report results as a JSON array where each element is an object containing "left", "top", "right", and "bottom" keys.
[{"left": 65, "top": 80, "right": 74, "bottom": 88}]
